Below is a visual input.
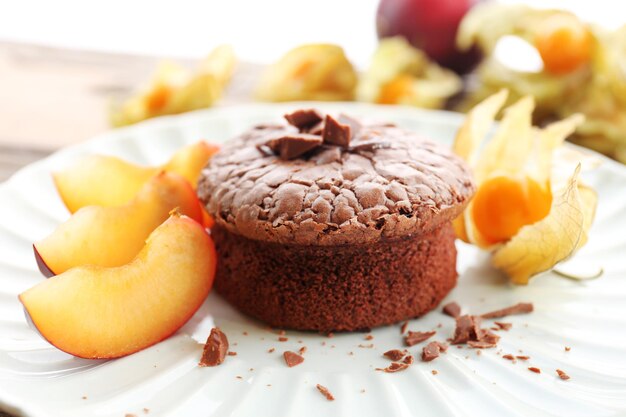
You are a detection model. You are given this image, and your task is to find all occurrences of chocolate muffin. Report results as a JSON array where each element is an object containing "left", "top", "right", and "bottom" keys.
[{"left": 198, "top": 110, "right": 475, "bottom": 332}]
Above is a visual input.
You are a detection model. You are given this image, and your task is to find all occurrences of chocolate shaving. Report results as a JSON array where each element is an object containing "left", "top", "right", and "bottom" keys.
[
  {"left": 284, "top": 109, "right": 324, "bottom": 131},
  {"left": 358, "top": 343, "right": 374, "bottom": 349},
  {"left": 431, "top": 370, "right": 438, "bottom": 375},
  {"left": 376, "top": 362, "right": 409, "bottom": 373},
  {"left": 467, "top": 340, "right": 498, "bottom": 349},
  {"left": 227, "top": 351, "right": 237, "bottom": 356},
  {"left": 556, "top": 369, "right": 570, "bottom": 380},
  {"left": 322, "top": 115, "right": 352, "bottom": 147},
  {"left": 494, "top": 322, "right": 512, "bottom": 331},
  {"left": 442, "top": 302, "right": 461, "bottom": 318},
  {"left": 266, "top": 134, "right": 323, "bottom": 160},
  {"left": 400, "top": 321, "right": 409, "bottom": 334},
  {"left": 316, "top": 384, "right": 335, "bottom": 401},
  {"left": 503, "top": 354, "right": 515, "bottom": 360},
  {"left": 451, "top": 315, "right": 482, "bottom": 344},
  {"left": 565, "top": 346, "right": 571, "bottom": 352},
  {"left": 405, "top": 330, "right": 436, "bottom": 346},
  {"left": 199, "top": 327, "right": 229, "bottom": 367},
  {"left": 268, "top": 348, "right": 275, "bottom": 353},
  {"left": 403, "top": 355, "right": 414, "bottom": 365},
  {"left": 422, "top": 341, "right": 448, "bottom": 362},
  {"left": 298, "top": 346, "right": 307, "bottom": 355},
  {"left": 477, "top": 329, "right": 500, "bottom": 345},
  {"left": 278, "top": 336, "right": 289, "bottom": 342},
  {"left": 528, "top": 367, "right": 541, "bottom": 374},
  {"left": 283, "top": 351, "right": 305, "bottom": 367},
  {"left": 365, "top": 334, "right": 374, "bottom": 341},
  {"left": 481, "top": 302, "right": 534, "bottom": 319},
  {"left": 383, "top": 349, "right": 406, "bottom": 361},
  {"left": 516, "top": 355, "right": 530, "bottom": 360}
]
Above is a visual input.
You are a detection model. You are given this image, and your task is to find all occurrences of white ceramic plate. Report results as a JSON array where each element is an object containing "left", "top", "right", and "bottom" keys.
[{"left": 1, "top": 103, "right": 625, "bottom": 417}]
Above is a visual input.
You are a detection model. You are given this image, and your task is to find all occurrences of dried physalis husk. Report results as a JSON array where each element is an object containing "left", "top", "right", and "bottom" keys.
[
  {"left": 255, "top": 44, "right": 357, "bottom": 102},
  {"left": 110, "top": 45, "right": 236, "bottom": 127},
  {"left": 453, "top": 90, "right": 598, "bottom": 284}
]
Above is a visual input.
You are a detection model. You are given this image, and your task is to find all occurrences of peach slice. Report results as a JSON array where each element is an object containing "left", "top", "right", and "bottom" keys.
[
  {"left": 35, "top": 172, "right": 203, "bottom": 276},
  {"left": 20, "top": 214, "right": 216, "bottom": 359},
  {"left": 54, "top": 141, "right": 219, "bottom": 213}
]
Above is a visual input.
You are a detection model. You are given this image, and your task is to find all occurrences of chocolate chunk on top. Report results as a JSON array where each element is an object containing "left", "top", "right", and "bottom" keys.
[
  {"left": 384, "top": 349, "right": 406, "bottom": 361},
  {"left": 267, "top": 133, "right": 323, "bottom": 160},
  {"left": 404, "top": 330, "right": 436, "bottom": 346},
  {"left": 199, "top": 328, "right": 229, "bottom": 367},
  {"left": 442, "top": 301, "right": 461, "bottom": 318},
  {"left": 481, "top": 302, "right": 533, "bottom": 319},
  {"left": 322, "top": 115, "right": 352, "bottom": 147},
  {"left": 284, "top": 109, "right": 324, "bottom": 131}
]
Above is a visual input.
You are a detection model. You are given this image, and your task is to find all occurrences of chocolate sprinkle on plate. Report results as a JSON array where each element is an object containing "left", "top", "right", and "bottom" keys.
[
  {"left": 528, "top": 367, "right": 541, "bottom": 374},
  {"left": 516, "top": 355, "right": 530, "bottom": 360},
  {"left": 400, "top": 321, "right": 409, "bottom": 334},
  {"left": 227, "top": 351, "right": 237, "bottom": 356},
  {"left": 494, "top": 322, "right": 512, "bottom": 331},
  {"left": 316, "top": 384, "right": 335, "bottom": 401},
  {"left": 404, "top": 330, "right": 436, "bottom": 346},
  {"left": 376, "top": 362, "right": 409, "bottom": 373},
  {"left": 481, "top": 302, "right": 534, "bottom": 319},
  {"left": 199, "top": 328, "right": 229, "bottom": 367},
  {"left": 403, "top": 355, "right": 415, "bottom": 365},
  {"left": 278, "top": 336, "right": 289, "bottom": 342},
  {"left": 502, "top": 354, "right": 515, "bottom": 360},
  {"left": 442, "top": 302, "right": 461, "bottom": 318},
  {"left": 556, "top": 369, "right": 571, "bottom": 380},
  {"left": 467, "top": 340, "right": 498, "bottom": 349},
  {"left": 283, "top": 351, "right": 305, "bottom": 367},
  {"left": 422, "top": 341, "right": 448, "bottom": 362},
  {"left": 383, "top": 349, "right": 406, "bottom": 361}
]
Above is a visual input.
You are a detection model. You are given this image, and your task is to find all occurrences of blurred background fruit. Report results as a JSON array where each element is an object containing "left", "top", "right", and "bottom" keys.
[{"left": 376, "top": 0, "right": 482, "bottom": 74}]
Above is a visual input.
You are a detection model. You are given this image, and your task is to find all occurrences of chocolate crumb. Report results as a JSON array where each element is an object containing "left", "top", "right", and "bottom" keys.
[
  {"left": 431, "top": 370, "right": 438, "bottom": 375},
  {"left": 227, "top": 351, "right": 237, "bottom": 356},
  {"left": 503, "top": 354, "right": 515, "bottom": 360},
  {"left": 360, "top": 389, "right": 366, "bottom": 393},
  {"left": 236, "top": 376, "right": 242, "bottom": 380},
  {"left": 358, "top": 343, "right": 374, "bottom": 348},
  {"left": 143, "top": 408, "right": 149, "bottom": 414},
  {"left": 82, "top": 396, "right": 87, "bottom": 400},
  {"left": 268, "top": 348, "right": 275, "bottom": 353},
  {"left": 316, "top": 384, "right": 335, "bottom": 401},
  {"left": 199, "top": 328, "right": 229, "bottom": 367},
  {"left": 442, "top": 302, "right": 461, "bottom": 318},
  {"left": 249, "top": 368, "right": 254, "bottom": 371},
  {"left": 321, "top": 341, "right": 326, "bottom": 346},
  {"left": 528, "top": 367, "right": 541, "bottom": 374},
  {"left": 404, "top": 330, "right": 436, "bottom": 346},
  {"left": 298, "top": 346, "right": 307, "bottom": 355},
  {"left": 384, "top": 349, "right": 406, "bottom": 361},
  {"left": 403, "top": 355, "right": 415, "bottom": 365},
  {"left": 278, "top": 330, "right": 286, "bottom": 336},
  {"left": 422, "top": 341, "right": 448, "bottom": 362},
  {"left": 494, "top": 322, "right": 512, "bottom": 331},
  {"left": 284, "top": 109, "right": 324, "bottom": 131},
  {"left": 283, "top": 351, "right": 305, "bottom": 367},
  {"left": 365, "top": 334, "right": 374, "bottom": 341},
  {"left": 516, "top": 355, "right": 530, "bottom": 360},
  {"left": 481, "top": 302, "right": 533, "bottom": 319},
  {"left": 400, "top": 321, "right": 409, "bottom": 334},
  {"left": 125, "top": 414, "right": 137, "bottom": 417},
  {"left": 565, "top": 346, "right": 571, "bottom": 352},
  {"left": 327, "top": 332, "right": 334, "bottom": 338},
  {"left": 242, "top": 331, "right": 248, "bottom": 336},
  {"left": 437, "top": 323, "right": 442, "bottom": 328},
  {"left": 556, "top": 369, "right": 570, "bottom": 380},
  {"left": 349, "top": 351, "right": 354, "bottom": 355},
  {"left": 476, "top": 350, "right": 482, "bottom": 356},
  {"left": 477, "top": 329, "right": 501, "bottom": 345},
  {"left": 278, "top": 336, "right": 289, "bottom": 342},
  {"left": 376, "top": 362, "right": 409, "bottom": 373}
]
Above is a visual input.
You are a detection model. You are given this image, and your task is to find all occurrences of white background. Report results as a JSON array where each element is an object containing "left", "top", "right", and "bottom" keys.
[{"left": 0, "top": 0, "right": 623, "bottom": 67}]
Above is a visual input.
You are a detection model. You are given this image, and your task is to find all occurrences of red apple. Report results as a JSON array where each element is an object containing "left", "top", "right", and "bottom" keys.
[{"left": 376, "top": 0, "right": 482, "bottom": 74}]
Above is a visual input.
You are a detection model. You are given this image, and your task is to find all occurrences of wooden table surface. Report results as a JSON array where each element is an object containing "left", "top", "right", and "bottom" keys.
[{"left": 0, "top": 41, "right": 258, "bottom": 182}]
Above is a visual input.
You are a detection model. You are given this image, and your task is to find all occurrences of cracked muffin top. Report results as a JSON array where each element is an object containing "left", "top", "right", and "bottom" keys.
[{"left": 197, "top": 110, "right": 475, "bottom": 245}]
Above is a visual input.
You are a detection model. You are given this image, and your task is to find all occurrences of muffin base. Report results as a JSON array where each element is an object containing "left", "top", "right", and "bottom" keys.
[{"left": 211, "top": 223, "right": 458, "bottom": 332}]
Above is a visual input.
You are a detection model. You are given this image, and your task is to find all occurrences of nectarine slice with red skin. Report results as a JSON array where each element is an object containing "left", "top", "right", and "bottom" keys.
[
  {"left": 20, "top": 214, "right": 216, "bottom": 359},
  {"left": 54, "top": 141, "right": 219, "bottom": 213},
  {"left": 35, "top": 171, "right": 203, "bottom": 276}
]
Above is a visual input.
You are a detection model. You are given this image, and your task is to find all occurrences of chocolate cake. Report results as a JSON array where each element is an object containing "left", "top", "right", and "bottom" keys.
[{"left": 198, "top": 109, "right": 475, "bottom": 332}]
